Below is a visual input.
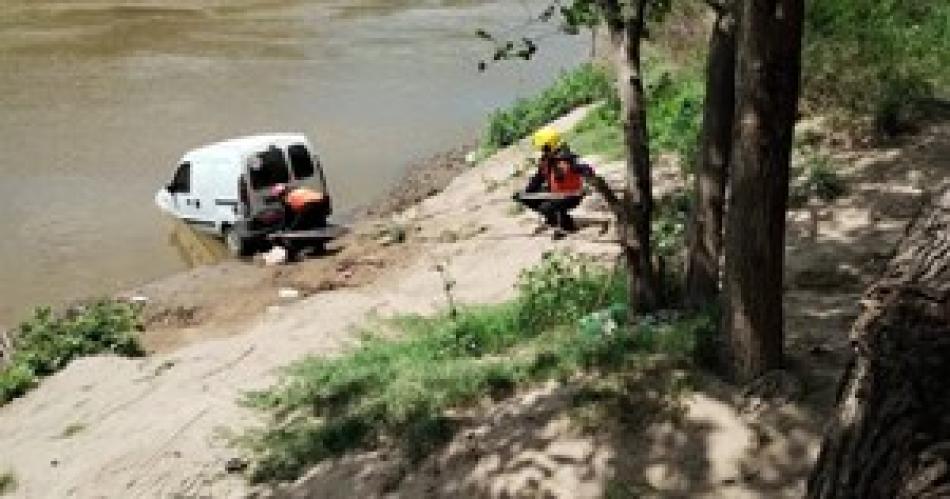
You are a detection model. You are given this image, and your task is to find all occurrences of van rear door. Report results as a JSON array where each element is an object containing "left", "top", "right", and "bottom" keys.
[
  {"left": 288, "top": 143, "right": 329, "bottom": 192},
  {"left": 245, "top": 145, "right": 292, "bottom": 222}
]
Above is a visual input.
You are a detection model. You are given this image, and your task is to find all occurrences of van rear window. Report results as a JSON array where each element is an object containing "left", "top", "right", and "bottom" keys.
[
  {"left": 249, "top": 146, "right": 291, "bottom": 189},
  {"left": 288, "top": 144, "right": 315, "bottom": 179}
]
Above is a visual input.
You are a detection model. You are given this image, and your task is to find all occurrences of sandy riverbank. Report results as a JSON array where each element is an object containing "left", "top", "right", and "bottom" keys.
[{"left": 0, "top": 105, "right": 947, "bottom": 498}]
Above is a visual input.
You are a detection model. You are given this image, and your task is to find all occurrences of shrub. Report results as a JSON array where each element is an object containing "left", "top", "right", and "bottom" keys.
[
  {"left": 515, "top": 252, "right": 626, "bottom": 333},
  {"left": 0, "top": 301, "right": 144, "bottom": 405},
  {"left": 483, "top": 63, "right": 613, "bottom": 151},
  {"left": 647, "top": 71, "right": 704, "bottom": 170},
  {"left": 791, "top": 148, "right": 847, "bottom": 204}
]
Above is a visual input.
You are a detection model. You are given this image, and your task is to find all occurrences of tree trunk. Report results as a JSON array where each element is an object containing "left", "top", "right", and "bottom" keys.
[
  {"left": 607, "top": 1, "right": 657, "bottom": 315},
  {"left": 807, "top": 189, "right": 950, "bottom": 499},
  {"left": 685, "top": 4, "right": 737, "bottom": 309},
  {"left": 721, "top": 0, "right": 803, "bottom": 381}
]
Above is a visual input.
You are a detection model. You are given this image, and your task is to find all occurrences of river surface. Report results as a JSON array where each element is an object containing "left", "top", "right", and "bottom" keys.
[{"left": 0, "top": 0, "right": 586, "bottom": 326}]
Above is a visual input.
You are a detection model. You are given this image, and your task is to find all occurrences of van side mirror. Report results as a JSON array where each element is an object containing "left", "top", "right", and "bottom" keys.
[{"left": 166, "top": 182, "right": 176, "bottom": 193}]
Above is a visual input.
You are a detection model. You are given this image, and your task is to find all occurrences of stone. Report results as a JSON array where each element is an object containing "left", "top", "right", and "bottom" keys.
[{"left": 224, "top": 457, "right": 248, "bottom": 474}]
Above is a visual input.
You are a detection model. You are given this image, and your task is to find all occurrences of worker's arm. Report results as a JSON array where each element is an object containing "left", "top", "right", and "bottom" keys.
[
  {"left": 524, "top": 165, "right": 547, "bottom": 193},
  {"left": 574, "top": 162, "right": 595, "bottom": 178}
]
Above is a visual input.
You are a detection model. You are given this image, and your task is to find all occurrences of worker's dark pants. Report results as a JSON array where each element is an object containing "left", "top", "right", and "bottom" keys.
[{"left": 516, "top": 195, "right": 582, "bottom": 231}]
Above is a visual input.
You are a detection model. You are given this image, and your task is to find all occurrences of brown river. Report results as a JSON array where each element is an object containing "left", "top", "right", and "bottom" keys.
[{"left": 0, "top": 0, "right": 586, "bottom": 326}]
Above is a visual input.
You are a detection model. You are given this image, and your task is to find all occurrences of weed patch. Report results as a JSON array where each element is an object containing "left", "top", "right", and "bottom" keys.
[{"left": 0, "top": 301, "right": 144, "bottom": 405}]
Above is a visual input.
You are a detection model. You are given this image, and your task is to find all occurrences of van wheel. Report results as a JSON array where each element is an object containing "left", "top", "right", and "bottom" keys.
[{"left": 224, "top": 227, "right": 250, "bottom": 257}]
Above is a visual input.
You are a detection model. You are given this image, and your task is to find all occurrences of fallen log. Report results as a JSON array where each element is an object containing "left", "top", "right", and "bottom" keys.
[{"left": 808, "top": 187, "right": 950, "bottom": 498}]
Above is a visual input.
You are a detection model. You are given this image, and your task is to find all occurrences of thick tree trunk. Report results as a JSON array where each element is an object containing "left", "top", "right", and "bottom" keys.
[
  {"left": 685, "top": 5, "right": 737, "bottom": 309},
  {"left": 607, "top": 2, "right": 657, "bottom": 315},
  {"left": 722, "top": 0, "right": 803, "bottom": 381},
  {"left": 808, "top": 188, "right": 950, "bottom": 499}
]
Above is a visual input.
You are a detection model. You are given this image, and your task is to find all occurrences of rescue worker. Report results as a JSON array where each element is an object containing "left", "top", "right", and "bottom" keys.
[
  {"left": 513, "top": 127, "right": 592, "bottom": 235},
  {"left": 269, "top": 183, "right": 329, "bottom": 231}
]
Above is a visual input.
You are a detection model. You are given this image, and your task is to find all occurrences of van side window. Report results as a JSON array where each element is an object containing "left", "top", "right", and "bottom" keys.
[
  {"left": 288, "top": 144, "right": 315, "bottom": 179},
  {"left": 249, "top": 146, "right": 290, "bottom": 189},
  {"left": 171, "top": 162, "right": 191, "bottom": 193}
]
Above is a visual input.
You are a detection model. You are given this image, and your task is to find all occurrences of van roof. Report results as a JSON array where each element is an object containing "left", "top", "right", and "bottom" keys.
[{"left": 182, "top": 133, "right": 310, "bottom": 164}]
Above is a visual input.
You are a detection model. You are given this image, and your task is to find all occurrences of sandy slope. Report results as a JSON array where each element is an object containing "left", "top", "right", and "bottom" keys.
[{"left": 1, "top": 110, "right": 946, "bottom": 499}]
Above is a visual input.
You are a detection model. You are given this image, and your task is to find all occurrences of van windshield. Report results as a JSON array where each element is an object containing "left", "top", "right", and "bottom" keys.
[
  {"left": 249, "top": 146, "right": 291, "bottom": 190},
  {"left": 288, "top": 144, "right": 315, "bottom": 180}
]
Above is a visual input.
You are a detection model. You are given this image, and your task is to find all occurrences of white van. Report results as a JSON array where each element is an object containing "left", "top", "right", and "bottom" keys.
[{"left": 155, "top": 133, "right": 338, "bottom": 256}]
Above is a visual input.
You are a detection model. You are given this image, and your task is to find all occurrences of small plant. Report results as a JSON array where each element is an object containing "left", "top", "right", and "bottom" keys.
[
  {"left": 59, "top": 422, "right": 87, "bottom": 439},
  {"left": 0, "top": 470, "right": 16, "bottom": 496},
  {"left": 376, "top": 223, "right": 408, "bottom": 245},
  {"left": 0, "top": 301, "right": 144, "bottom": 405},
  {"left": 515, "top": 252, "right": 626, "bottom": 334},
  {"left": 792, "top": 149, "right": 847, "bottom": 204}
]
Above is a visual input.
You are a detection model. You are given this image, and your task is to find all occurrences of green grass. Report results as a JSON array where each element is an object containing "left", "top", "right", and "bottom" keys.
[
  {"left": 0, "top": 470, "right": 15, "bottom": 496},
  {"left": 0, "top": 301, "right": 144, "bottom": 405},
  {"left": 241, "top": 253, "right": 715, "bottom": 482},
  {"left": 568, "top": 66, "right": 704, "bottom": 171},
  {"left": 803, "top": 0, "right": 950, "bottom": 134},
  {"left": 569, "top": 99, "right": 626, "bottom": 161},
  {"left": 482, "top": 63, "right": 614, "bottom": 152}
]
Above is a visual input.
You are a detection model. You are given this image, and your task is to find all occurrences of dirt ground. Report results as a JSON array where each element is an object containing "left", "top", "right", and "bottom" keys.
[{"left": 0, "top": 107, "right": 947, "bottom": 498}]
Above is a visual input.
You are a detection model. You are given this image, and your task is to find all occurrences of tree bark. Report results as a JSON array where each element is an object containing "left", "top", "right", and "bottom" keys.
[
  {"left": 605, "top": 0, "right": 657, "bottom": 315},
  {"left": 722, "top": 0, "right": 803, "bottom": 381},
  {"left": 685, "top": 4, "right": 737, "bottom": 309},
  {"left": 808, "top": 188, "right": 950, "bottom": 499}
]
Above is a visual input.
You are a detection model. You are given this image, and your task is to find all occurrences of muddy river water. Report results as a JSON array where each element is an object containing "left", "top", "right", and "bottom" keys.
[{"left": 0, "top": 0, "right": 586, "bottom": 325}]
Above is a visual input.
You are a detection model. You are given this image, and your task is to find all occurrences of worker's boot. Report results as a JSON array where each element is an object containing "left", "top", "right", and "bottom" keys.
[{"left": 560, "top": 213, "right": 578, "bottom": 233}]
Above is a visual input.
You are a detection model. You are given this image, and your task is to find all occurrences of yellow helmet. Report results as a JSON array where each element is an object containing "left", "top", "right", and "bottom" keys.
[{"left": 532, "top": 127, "right": 561, "bottom": 151}]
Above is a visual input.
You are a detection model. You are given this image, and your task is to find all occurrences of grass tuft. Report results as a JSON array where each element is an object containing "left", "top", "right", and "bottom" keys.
[
  {"left": 0, "top": 470, "right": 16, "bottom": 496},
  {"left": 59, "top": 423, "right": 87, "bottom": 439}
]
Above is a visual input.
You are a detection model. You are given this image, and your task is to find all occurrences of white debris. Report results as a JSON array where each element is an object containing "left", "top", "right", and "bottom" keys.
[
  {"left": 128, "top": 296, "right": 150, "bottom": 305},
  {"left": 278, "top": 288, "right": 301, "bottom": 301},
  {"left": 262, "top": 246, "right": 288, "bottom": 266}
]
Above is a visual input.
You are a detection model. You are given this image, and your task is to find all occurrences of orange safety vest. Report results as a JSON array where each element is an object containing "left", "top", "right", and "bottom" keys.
[
  {"left": 547, "top": 160, "right": 584, "bottom": 195},
  {"left": 286, "top": 187, "right": 324, "bottom": 212}
]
